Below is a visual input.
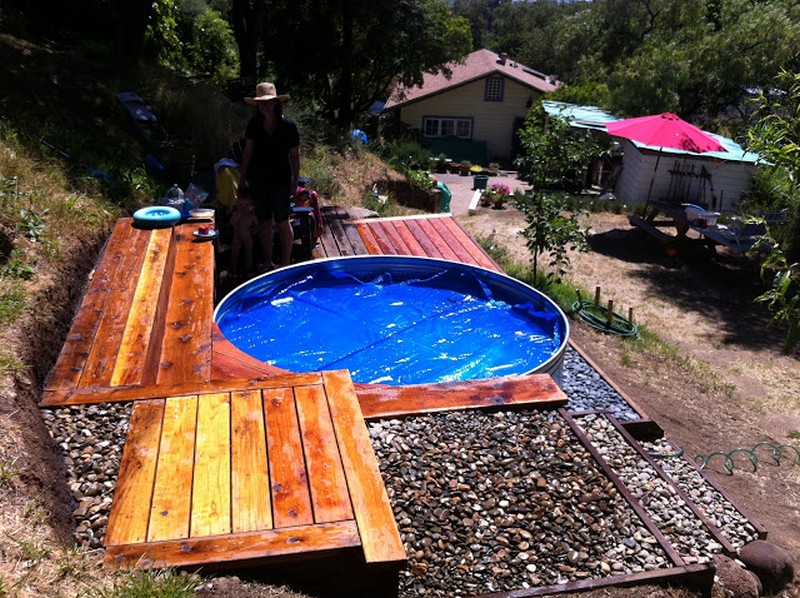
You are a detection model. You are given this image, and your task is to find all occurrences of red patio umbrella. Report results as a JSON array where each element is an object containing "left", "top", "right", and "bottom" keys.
[{"left": 605, "top": 113, "right": 726, "bottom": 202}]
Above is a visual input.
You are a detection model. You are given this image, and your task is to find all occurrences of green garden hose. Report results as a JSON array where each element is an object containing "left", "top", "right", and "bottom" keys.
[
  {"left": 694, "top": 441, "right": 800, "bottom": 475},
  {"left": 571, "top": 299, "right": 639, "bottom": 338}
]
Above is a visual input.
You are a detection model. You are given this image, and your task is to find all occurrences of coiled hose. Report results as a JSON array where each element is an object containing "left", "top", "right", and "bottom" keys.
[
  {"left": 571, "top": 299, "right": 639, "bottom": 338},
  {"left": 694, "top": 441, "right": 800, "bottom": 475}
]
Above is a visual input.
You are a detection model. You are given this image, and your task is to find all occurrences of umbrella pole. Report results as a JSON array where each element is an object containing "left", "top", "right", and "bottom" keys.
[{"left": 646, "top": 148, "right": 663, "bottom": 203}]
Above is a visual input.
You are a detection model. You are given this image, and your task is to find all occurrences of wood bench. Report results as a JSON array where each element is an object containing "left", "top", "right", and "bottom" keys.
[
  {"left": 104, "top": 370, "right": 406, "bottom": 572},
  {"left": 43, "top": 217, "right": 216, "bottom": 405}
]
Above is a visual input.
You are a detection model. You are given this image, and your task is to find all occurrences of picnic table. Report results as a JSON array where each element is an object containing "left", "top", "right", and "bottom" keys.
[{"left": 628, "top": 199, "right": 767, "bottom": 254}]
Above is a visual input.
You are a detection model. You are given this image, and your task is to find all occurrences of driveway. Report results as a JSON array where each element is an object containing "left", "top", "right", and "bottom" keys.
[{"left": 434, "top": 172, "right": 531, "bottom": 216}]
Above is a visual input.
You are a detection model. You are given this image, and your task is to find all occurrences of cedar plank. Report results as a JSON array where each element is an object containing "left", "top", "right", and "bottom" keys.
[
  {"left": 148, "top": 395, "right": 198, "bottom": 541},
  {"left": 105, "top": 399, "right": 165, "bottom": 546},
  {"left": 78, "top": 224, "right": 151, "bottom": 388},
  {"left": 354, "top": 222, "right": 382, "bottom": 255},
  {"left": 410, "top": 217, "right": 459, "bottom": 260},
  {"left": 401, "top": 218, "right": 442, "bottom": 258},
  {"left": 105, "top": 520, "right": 361, "bottom": 569},
  {"left": 231, "top": 390, "right": 272, "bottom": 533},
  {"left": 46, "top": 219, "right": 140, "bottom": 390},
  {"left": 388, "top": 220, "right": 427, "bottom": 256},
  {"left": 111, "top": 228, "right": 173, "bottom": 386},
  {"left": 294, "top": 384, "right": 354, "bottom": 523},
  {"left": 191, "top": 392, "right": 231, "bottom": 537},
  {"left": 363, "top": 221, "right": 397, "bottom": 255},
  {"left": 376, "top": 220, "right": 411, "bottom": 254},
  {"left": 439, "top": 217, "right": 501, "bottom": 271},
  {"left": 156, "top": 223, "right": 215, "bottom": 385},
  {"left": 323, "top": 370, "right": 406, "bottom": 565},
  {"left": 211, "top": 324, "right": 287, "bottom": 380},
  {"left": 39, "top": 372, "right": 324, "bottom": 407},
  {"left": 263, "top": 387, "right": 314, "bottom": 528},
  {"left": 355, "top": 373, "right": 567, "bottom": 419},
  {"left": 428, "top": 216, "right": 478, "bottom": 265}
]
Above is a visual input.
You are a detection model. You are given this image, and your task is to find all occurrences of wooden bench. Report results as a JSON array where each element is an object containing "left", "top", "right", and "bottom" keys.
[
  {"left": 104, "top": 370, "right": 406, "bottom": 572},
  {"left": 43, "top": 217, "right": 216, "bottom": 406}
]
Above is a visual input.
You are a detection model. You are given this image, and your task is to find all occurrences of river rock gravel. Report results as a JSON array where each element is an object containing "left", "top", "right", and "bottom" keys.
[{"left": 368, "top": 409, "right": 669, "bottom": 598}]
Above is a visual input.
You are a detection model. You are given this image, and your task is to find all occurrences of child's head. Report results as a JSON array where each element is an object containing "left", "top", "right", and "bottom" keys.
[{"left": 237, "top": 187, "right": 253, "bottom": 209}]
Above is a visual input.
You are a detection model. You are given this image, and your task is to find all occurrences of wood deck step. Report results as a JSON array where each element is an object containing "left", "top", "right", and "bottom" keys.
[{"left": 104, "top": 370, "right": 406, "bottom": 571}]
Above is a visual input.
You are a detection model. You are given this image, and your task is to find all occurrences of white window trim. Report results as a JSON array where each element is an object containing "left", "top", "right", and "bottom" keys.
[{"left": 422, "top": 116, "right": 473, "bottom": 139}]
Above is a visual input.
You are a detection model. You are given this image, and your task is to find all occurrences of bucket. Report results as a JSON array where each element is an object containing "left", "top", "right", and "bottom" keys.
[{"left": 473, "top": 174, "right": 489, "bottom": 190}]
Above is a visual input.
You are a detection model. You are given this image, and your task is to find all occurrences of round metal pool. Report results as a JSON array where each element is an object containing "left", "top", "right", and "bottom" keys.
[{"left": 214, "top": 256, "right": 569, "bottom": 386}]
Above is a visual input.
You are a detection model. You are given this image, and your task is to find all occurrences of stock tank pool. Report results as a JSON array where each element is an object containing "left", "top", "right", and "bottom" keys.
[{"left": 214, "top": 256, "right": 569, "bottom": 386}]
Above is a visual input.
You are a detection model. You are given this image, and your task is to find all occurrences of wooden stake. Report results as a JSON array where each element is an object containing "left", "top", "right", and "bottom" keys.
[
  {"left": 606, "top": 300, "right": 614, "bottom": 327},
  {"left": 594, "top": 286, "right": 601, "bottom": 307},
  {"left": 628, "top": 307, "right": 634, "bottom": 324}
]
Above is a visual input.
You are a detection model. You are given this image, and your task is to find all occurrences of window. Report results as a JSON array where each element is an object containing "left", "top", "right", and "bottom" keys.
[
  {"left": 485, "top": 77, "right": 504, "bottom": 102},
  {"left": 422, "top": 117, "right": 472, "bottom": 139}
]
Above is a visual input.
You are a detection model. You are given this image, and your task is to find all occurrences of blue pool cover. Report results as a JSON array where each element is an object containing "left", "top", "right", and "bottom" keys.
[{"left": 214, "top": 256, "right": 568, "bottom": 385}]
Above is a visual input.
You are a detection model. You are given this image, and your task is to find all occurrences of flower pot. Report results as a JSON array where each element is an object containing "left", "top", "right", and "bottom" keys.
[{"left": 473, "top": 174, "right": 489, "bottom": 190}]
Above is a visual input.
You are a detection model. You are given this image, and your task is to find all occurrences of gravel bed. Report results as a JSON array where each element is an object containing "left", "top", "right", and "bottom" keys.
[
  {"left": 642, "top": 438, "right": 760, "bottom": 550},
  {"left": 41, "top": 403, "right": 131, "bottom": 548},
  {"left": 369, "top": 409, "right": 669, "bottom": 598},
  {"left": 561, "top": 346, "right": 640, "bottom": 420},
  {"left": 574, "top": 414, "right": 723, "bottom": 564}
]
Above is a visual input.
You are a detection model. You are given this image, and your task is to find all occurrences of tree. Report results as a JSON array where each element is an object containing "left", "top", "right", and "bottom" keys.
[
  {"left": 256, "top": 0, "right": 472, "bottom": 128},
  {"left": 513, "top": 102, "right": 595, "bottom": 284}
]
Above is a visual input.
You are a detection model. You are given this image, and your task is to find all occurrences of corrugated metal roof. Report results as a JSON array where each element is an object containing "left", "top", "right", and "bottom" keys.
[
  {"left": 543, "top": 101, "right": 760, "bottom": 164},
  {"left": 385, "top": 49, "right": 558, "bottom": 109}
]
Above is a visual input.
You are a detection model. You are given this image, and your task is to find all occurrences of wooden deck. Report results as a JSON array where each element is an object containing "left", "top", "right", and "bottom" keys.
[
  {"left": 42, "top": 207, "right": 567, "bottom": 577},
  {"left": 104, "top": 369, "right": 405, "bottom": 571}
]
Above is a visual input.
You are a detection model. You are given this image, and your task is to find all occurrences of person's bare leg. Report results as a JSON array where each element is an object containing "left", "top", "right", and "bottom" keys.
[
  {"left": 241, "top": 228, "right": 254, "bottom": 274},
  {"left": 277, "top": 219, "right": 294, "bottom": 267},
  {"left": 259, "top": 219, "right": 275, "bottom": 270}
]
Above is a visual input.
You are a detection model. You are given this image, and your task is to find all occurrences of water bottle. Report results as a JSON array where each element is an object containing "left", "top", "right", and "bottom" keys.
[{"left": 166, "top": 183, "right": 187, "bottom": 214}]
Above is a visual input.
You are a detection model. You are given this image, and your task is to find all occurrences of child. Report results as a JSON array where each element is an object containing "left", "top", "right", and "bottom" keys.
[{"left": 229, "top": 188, "right": 259, "bottom": 276}]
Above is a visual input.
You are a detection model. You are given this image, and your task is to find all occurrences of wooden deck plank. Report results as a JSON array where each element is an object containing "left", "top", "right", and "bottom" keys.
[
  {"left": 79, "top": 224, "right": 152, "bottom": 388},
  {"left": 323, "top": 370, "right": 406, "bottom": 566},
  {"left": 399, "top": 218, "right": 442, "bottom": 258},
  {"left": 47, "top": 219, "right": 145, "bottom": 390},
  {"left": 148, "top": 395, "right": 198, "bottom": 542},
  {"left": 191, "top": 392, "right": 231, "bottom": 537},
  {"left": 388, "top": 220, "right": 428, "bottom": 256},
  {"left": 363, "top": 220, "right": 398, "bottom": 255},
  {"left": 157, "top": 223, "right": 215, "bottom": 385},
  {"left": 439, "top": 217, "right": 500, "bottom": 271},
  {"left": 111, "top": 228, "right": 174, "bottom": 387},
  {"left": 428, "top": 216, "right": 481, "bottom": 265},
  {"left": 354, "top": 221, "right": 383, "bottom": 255},
  {"left": 211, "top": 325, "right": 286, "bottom": 380},
  {"left": 40, "top": 372, "right": 324, "bottom": 407},
  {"left": 412, "top": 217, "right": 459, "bottom": 261},
  {"left": 264, "top": 387, "right": 314, "bottom": 528},
  {"left": 105, "top": 520, "right": 361, "bottom": 569},
  {"left": 379, "top": 220, "right": 415, "bottom": 255},
  {"left": 294, "top": 384, "right": 354, "bottom": 524},
  {"left": 105, "top": 399, "right": 165, "bottom": 546},
  {"left": 231, "top": 389, "right": 272, "bottom": 533},
  {"left": 327, "top": 207, "right": 360, "bottom": 256},
  {"left": 355, "top": 373, "right": 567, "bottom": 420}
]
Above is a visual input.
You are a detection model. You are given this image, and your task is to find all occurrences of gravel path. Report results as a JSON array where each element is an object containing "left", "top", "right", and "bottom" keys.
[{"left": 40, "top": 347, "right": 760, "bottom": 596}]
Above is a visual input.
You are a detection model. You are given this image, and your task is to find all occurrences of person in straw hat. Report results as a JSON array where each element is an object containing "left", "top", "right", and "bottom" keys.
[{"left": 239, "top": 82, "right": 300, "bottom": 270}]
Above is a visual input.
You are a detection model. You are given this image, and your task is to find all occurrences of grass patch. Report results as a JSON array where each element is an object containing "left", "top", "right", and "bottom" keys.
[
  {"left": 0, "top": 281, "right": 26, "bottom": 326},
  {"left": 81, "top": 568, "right": 204, "bottom": 598}
]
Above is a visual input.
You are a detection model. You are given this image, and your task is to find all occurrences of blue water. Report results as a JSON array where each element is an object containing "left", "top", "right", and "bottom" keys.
[{"left": 215, "top": 259, "right": 565, "bottom": 385}]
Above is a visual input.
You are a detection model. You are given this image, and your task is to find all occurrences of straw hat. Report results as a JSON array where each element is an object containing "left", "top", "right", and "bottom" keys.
[{"left": 245, "top": 82, "right": 289, "bottom": 104}]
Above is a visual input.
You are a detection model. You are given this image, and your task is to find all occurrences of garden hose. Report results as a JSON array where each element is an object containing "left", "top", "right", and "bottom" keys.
[
  {"left": 694, "top": 441, "right": 800, "bottom": 475},
  {"left": 571, "top": 299, "right": 639, "bottom": 338}
]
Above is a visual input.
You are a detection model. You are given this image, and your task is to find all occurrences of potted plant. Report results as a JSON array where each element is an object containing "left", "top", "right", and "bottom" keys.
[{"left": 483, "top": 182, "right": 511, "bottom": 209}]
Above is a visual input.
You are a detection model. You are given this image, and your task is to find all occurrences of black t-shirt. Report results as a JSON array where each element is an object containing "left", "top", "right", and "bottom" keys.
[{"left": 244, "top": 114, "right": 300, "bottom": 184}]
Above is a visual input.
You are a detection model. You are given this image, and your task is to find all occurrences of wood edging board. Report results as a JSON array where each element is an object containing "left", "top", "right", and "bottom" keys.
[
  {"left": 473, "top": 563, "right": 715, "bottom": 598},
  {"left": 39, "top": 373, "right": 324, "bottom": 407},
  {"left": 570, "top": 410, "right": 738, "bottom": 557},
  {"left": 567, "top": 338, "right": 662, "bottom": 440},
  {"left": 105, "top": 520, "right": 362, "bottom": 570},
  {"left": 559, "top": 409, "right": 685, "bottom": 567},
  {"left": 355, "top": 374, "right": 567, "bottom": 420}
]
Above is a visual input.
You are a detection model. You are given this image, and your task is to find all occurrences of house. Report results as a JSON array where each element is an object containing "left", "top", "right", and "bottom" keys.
[
  {"left": 542, "top": 101, "right": 761, "bottom": 213},
  {"left": 384, "top": 49, "right": 559, "bottom": 166}
]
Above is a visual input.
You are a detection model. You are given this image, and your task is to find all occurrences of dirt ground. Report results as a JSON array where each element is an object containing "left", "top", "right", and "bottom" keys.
[{"left": 460, "top": 202, "right": 800, "bottom": 583}]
